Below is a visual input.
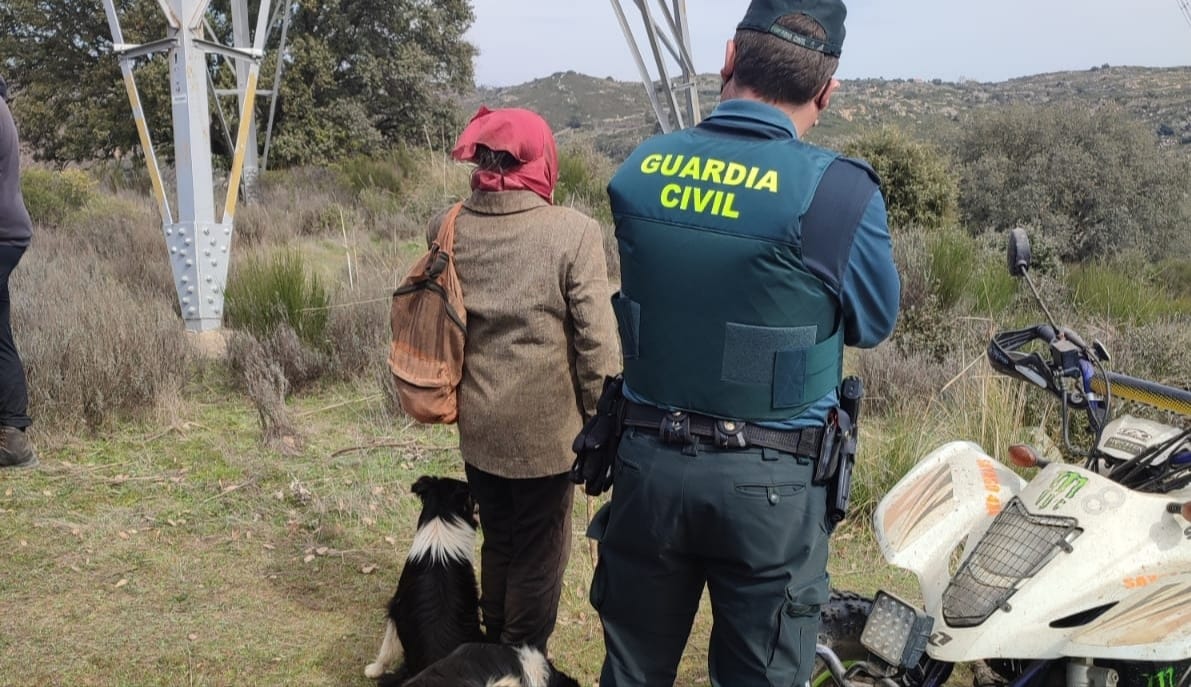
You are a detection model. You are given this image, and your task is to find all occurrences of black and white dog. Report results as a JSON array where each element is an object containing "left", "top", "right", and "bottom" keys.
[
  {"left": 365, "top": 475, "right": 485, "bottom": 683},
  {"left": 399, "top": 643, "right": 581, "bottom": 687}
]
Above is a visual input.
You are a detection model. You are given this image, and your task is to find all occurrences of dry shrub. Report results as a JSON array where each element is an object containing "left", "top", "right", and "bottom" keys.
[
  {"left": 226, "top": 323, "right": 328, "bottom": 394},
  {"left": 323, "top": 242, "right": 410, "bottom": 382},
  {"left": 852, "top": 342, "right": 956, "bottom": 417},
  {"left": 10, "top": 231, "right": 191, "bottom": 432},
  {"left": 60, "top": 192, "right": 175, "bottom": 301},
  {"left": 326, "top": 296, "right": 389, "bottom": 381},
  {"left": 226, "top": 331, "right": 302, "bottom": 452}
]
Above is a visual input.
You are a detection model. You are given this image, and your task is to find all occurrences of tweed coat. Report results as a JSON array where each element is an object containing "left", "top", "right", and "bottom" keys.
[{"left": 426, "top": 189, "right": 620, "bottom": 479}]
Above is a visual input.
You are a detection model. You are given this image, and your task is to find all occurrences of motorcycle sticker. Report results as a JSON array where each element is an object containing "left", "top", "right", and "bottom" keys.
[
  {"left": 1144, "top": 666, "right": 1176, "bottom": 687},
  {"left": 929, "top": 631, "right": 953, "bottom": 647},
  {"left": 1036, "top": 470, "right": 1089, "bottom": 511}
]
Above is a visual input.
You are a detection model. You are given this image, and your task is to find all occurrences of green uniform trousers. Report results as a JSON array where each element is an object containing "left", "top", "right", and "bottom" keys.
[{"left": 587, "top": 429, "right": 831, "bottom": 687}]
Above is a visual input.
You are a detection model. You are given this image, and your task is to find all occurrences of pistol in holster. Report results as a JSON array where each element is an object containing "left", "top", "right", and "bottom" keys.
[
  {"left": 812, "top": 376, "right": 864, "bottom": 527},
  {"left": 569, "top": 375, "right": 627, "bottom": 496}
]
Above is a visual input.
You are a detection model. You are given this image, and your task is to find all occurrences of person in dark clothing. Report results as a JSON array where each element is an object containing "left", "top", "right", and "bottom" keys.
[
  {"left": 584, "top": 1, "right": 900, "bottom": 684},
  {"left": 0, "top": 74, "right": 37, "bottom": 469}
]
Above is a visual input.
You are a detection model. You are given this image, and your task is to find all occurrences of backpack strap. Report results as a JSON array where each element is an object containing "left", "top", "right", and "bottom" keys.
[
  {"left": 427, "top": 202, "right": 465, "bottom": 279},
  {"left": 800, "top": 157, "right": 880, "bottom": 296}
]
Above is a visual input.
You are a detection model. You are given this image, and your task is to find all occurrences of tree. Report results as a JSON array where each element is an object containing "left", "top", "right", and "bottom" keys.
[
  {"left": 0, "top": 0, "right": 169, "bottom": 164},
  {"left": 954, "top": 103, "right": 1191, "bottom": 261},
  {"left": 843, "top": 127, "right": 958, "bottom": 231},
  {"left": 0, "top": 0, "right": 476, "bottom": 167}
]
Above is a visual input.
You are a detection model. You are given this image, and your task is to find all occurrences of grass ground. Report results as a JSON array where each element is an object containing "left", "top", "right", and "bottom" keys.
[{"left": 0, "top": 367, "right": 911, "bottom": 687}]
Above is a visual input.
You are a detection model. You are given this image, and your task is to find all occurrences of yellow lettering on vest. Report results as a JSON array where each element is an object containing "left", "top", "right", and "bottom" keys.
[
  {"left": 745, "top": 166, "right": 760, "bottom": 189},
  {"left": 721, "top": 193, "right": 740, "bottom": 219},
  {"left": 693, "top": 187, "right": 716, "bottom": 213},
  {"left": 712, "top": 190, "right": 725, "bottom": 215},
  {"left": 680, "top": 185, "right": 693, "bottom": 210},
  {"left": 641, "top": 154, "right": 663, "bottom": 175},
  {"left": 702, "top": 158, "right": 726, "bottom": 184},
  {"left": 660, "top": 183, "right": 682, "bottom": 208},
  {"left": 724, "top": 163, "right": 749, "bottom": 186},
  {"left": 660, "top": 154, "right": 683, "bottom": 176},
  {"left": 679, "top": 156, "right": 702, "bottom": 180},
  {"left": 755, "top": 170, "right": 780, "bottom": 193}
]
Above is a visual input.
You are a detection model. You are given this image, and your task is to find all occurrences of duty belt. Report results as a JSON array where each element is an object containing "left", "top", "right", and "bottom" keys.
[{"left": 622, "top": 401, "right": 823, "bottom": 457}]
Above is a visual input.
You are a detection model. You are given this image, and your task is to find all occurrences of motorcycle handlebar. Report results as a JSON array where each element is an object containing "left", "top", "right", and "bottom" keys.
[
  {"left": 1089, "top": 371, "right": 1191, "bottom": 417},
  {"left": 990, "top": 325, "right": 1191, "bottom": 418}
]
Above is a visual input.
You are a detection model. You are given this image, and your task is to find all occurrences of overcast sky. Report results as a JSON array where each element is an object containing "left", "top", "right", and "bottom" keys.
[{"left": 465, "top": 0, "right": 1191, "bottom": 86}]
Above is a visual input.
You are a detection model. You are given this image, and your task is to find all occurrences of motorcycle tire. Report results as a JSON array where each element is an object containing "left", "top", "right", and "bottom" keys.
[{"left": 813, "top": 591, "right": 876, "bottom": 687}]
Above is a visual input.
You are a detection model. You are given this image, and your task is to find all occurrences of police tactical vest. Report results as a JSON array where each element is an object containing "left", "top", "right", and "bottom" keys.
[{"left": 609, "top": 125, "right": 871, "bottom": 422}]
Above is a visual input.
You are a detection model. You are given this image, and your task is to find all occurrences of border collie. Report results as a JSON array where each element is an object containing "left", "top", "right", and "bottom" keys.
[
  {"left": 364, "top": 475, "right": 484, "bottom": 683},
  {"left": 395, "top": 643, "right": 580, "bottom": 687}
]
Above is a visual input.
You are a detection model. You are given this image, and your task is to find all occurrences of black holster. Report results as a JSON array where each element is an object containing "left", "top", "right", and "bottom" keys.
[
  {"left": 815, "top": 376, "right": 864, "bottom": 528},
  {"left": 569, "top": 375, "right": 626, "bottom": 496}
]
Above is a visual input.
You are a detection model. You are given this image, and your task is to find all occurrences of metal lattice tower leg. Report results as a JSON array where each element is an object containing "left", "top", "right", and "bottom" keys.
[
  {"left": 610, "top": 0, "right": 702, "bottom": 133},
  {"left": 100, "top": 0, "right": 278, "bottom": 332}
]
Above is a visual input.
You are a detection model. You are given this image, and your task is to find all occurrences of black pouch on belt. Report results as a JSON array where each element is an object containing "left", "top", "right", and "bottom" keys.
[{"left": 569, "top": 375, "right": 626, "bottom": 496}]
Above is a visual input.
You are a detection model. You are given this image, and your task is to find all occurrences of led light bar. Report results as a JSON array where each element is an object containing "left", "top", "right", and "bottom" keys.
[{"left": 860, "top": 590, "right": 934, "bottom": 668}]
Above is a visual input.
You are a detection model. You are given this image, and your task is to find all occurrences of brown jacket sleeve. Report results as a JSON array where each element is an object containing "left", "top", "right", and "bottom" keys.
[{"left": 565, "top": 218, "right": 621, "bottom": 417}]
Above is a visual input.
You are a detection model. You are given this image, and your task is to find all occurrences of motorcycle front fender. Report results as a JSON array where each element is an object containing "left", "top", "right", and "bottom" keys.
[{"left": 873, "top": 441, "right": 1026, "bottom": 612}]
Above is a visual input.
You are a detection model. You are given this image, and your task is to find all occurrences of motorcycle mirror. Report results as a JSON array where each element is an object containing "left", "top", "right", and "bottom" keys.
[
  {"left": 1092, "top": 340, "right": 1111, "bottom": 363},
  {"left": 1009, "top": 444, "right": 1049, "bottom": 468},
  {"left": 1007, "top": 228, "right": 1032, "bottom": 277}
]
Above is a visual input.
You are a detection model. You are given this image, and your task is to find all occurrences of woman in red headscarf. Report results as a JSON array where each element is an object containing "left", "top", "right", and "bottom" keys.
[{"left": 430, "top": 107, "right": 619, "bottom": 653}]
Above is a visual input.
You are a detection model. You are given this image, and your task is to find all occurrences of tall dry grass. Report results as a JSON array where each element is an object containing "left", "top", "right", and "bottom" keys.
[{"left": 11, "top": 224, "right": 191, "bottom": 433}]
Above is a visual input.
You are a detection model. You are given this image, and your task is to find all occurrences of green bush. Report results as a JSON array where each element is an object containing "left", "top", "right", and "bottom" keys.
[
  {"left": 929, "top": 228, "right": 1017, "bottom": 314},
  {"left": 336, "top": 149, "right": 420, "bottom": 197},
  {"left": 1156, "top": 258, "right": 1191, "bottom": 299},
  {"left": 843, "top": 127, "right": 958, "bottom": 231},
  {"left": 928, "top": 228, "right": 976, "bottom": 310},
  {"left": 556, "top": 144, "right": 615, "bottom": 224},
  {"left": 955, "top": 104, "right": 1191, "bottom": 261},
  {"left": 20, "top": 167, "right": 97, "bottom": 226},
  {"left": 224, "top": 250, "right": 331, "bottom": 349},
  {"left": 1066, "top": 262, "right": 1191, "bottom": 324}
]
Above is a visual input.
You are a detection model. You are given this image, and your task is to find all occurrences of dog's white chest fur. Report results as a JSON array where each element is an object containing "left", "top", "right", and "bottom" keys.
[{"left": 407, "top": 516, "right": 476, "bottom": 565}]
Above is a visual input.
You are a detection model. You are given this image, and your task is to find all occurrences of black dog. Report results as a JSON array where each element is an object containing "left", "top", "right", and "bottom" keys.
[
  {"left": 365, "top": 475, "right": 484, "bottom": 683},
  {"left": 400, "top": 643, "right": 581, "bottom": 687}
]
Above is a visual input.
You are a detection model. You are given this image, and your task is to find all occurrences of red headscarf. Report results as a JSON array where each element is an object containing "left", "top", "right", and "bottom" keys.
[{"left": 451, "top": 106, "right": 559, "bottom": 204}]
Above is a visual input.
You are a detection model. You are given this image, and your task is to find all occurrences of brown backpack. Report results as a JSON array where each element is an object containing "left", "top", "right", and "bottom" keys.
[{"left": 388, "top": 202, "right": 466, "bottom": 424}]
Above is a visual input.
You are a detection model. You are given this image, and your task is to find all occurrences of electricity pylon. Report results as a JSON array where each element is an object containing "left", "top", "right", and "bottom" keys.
[
  {"left": 609, "top": 0, "right": 702, "bottom": 133},
  {"left": 99, "top": 0, "right": 289, "bottom": 332}
]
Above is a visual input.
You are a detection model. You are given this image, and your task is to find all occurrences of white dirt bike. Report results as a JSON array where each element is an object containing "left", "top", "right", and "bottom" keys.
[{"left": 814, "top": 229, "right": 1191, "bottom": 687}]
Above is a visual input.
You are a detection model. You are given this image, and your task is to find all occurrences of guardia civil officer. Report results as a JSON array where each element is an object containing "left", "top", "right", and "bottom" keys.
[{"left": 584, "top": 1, "right": 900, "bottom": 684}]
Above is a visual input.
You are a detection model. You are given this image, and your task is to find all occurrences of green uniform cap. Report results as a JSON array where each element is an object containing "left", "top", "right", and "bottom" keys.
[{"left": 737, "top": 0, "right": 847, "bottom": 57}]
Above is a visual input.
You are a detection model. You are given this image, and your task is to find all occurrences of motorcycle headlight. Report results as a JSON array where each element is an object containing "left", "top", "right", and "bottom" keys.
[{"left": 860, "top": 591, "right": 934, "bottom": 668}]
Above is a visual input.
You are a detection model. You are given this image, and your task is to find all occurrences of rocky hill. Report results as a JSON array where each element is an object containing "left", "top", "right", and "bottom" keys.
[{"left": 464, "top": 66, "right": 1191, "bottom": 158}]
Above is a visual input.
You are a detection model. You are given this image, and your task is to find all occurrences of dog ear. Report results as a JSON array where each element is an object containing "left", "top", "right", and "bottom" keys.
[{"left": 410, "top": 476, "right": 436, "bottom": 497}]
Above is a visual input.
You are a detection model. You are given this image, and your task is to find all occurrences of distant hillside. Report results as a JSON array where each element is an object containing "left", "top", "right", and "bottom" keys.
[{"left": 464, "top": 66, "right": 1191, "bottom": 159}]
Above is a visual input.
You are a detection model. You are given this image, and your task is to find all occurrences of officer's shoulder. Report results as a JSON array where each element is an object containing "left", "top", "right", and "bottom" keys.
[{"left": 829, "top": 155, "right": 882, "bottom": 187}]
